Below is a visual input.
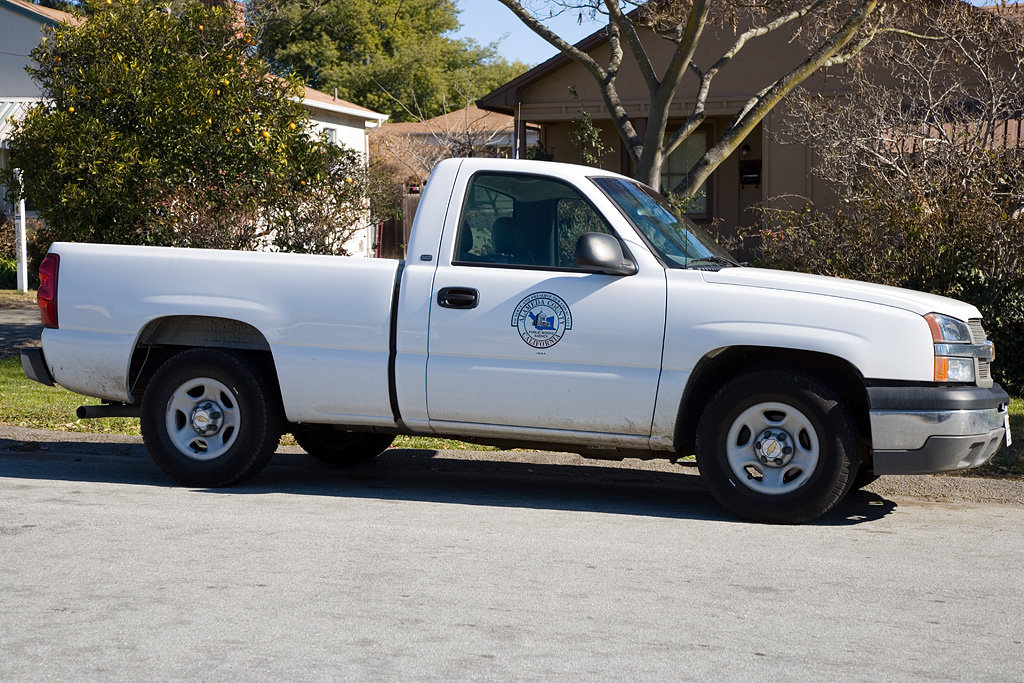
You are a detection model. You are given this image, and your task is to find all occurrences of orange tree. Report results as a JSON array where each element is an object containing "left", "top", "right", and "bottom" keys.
[{"left": 3, "top": 0, "right": 394, "bottom": 253}]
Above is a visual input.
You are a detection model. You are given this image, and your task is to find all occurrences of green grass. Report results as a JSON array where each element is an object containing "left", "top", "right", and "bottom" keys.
[
  {"left": 0, "top": 355, "right": 139, "bottom": 434},
  {"left": 985, "top": 396, "right": 1023, "bottom": 478},
  {"left": 0, "top": 289, "right": 37, "bottom": 309},
  {"left": 391, "top": 435, "right": 496, "bottom": 452},
  {"left": 0, "top": 355, "right": 1019, "bottom": 475}
]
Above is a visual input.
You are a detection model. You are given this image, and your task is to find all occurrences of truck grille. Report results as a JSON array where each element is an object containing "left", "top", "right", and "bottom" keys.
[
  {"left": 979, "top": 360, "right": 991, "bottom": 382},
  {"left": 969, "top": 319, "right": 992, "bottom": 382},
  {"left": 968, "top": 319, "right": 987, "bottom": 343}
]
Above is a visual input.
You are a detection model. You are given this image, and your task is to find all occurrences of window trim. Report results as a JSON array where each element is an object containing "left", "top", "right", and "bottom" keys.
[
  {"left": 659, "top": 121, "right": 715, "bottom": 222},
  {"left": 450, "top": 170, "right": 633, "bottom": 274}
]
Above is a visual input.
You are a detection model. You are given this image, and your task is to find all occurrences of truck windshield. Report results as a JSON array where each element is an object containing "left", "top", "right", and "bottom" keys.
[{"left": 591, "top": 177, "right": 738, "bottom": 269}]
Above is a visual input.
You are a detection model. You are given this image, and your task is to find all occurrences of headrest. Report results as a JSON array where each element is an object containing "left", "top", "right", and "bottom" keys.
[{"left": 492, "top": 216, "right": 517, "bottom": 254}]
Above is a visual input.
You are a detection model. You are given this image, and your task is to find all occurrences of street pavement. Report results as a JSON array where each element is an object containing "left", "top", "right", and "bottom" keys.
[
  {"left": 0, "top": 305, "right": 41, "bottom": 356},
  {"left": 1, "top": 434, "right": 1023, "bottom": 682}
]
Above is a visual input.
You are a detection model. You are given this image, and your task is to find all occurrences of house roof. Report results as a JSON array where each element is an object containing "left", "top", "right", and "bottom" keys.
[
  {"left": 0, "top": 0, "right": 82, "bottom": 26},
  {"left": 301, "top": 86, "right": 388, "bottom": 123},
  {"left": 476, "top": 28, "right": 609, "bottom": 115},
  {"left": 380, "top": 105, "right": 517, "bottom": 136}
]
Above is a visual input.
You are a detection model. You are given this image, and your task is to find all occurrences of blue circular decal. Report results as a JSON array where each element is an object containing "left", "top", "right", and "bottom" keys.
[{"left": 511, "top": 292, "right": 573, "bottom": 349}]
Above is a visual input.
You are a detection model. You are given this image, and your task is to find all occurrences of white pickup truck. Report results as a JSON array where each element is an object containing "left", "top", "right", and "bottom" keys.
[{"left": 21, "top": 158, "right": 1011, "bottom": 523}]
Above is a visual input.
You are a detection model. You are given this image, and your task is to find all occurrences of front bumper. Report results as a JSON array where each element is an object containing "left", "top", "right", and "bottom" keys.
[{"left": 868, "top": 383, "right": 1010, "bottom": 475}]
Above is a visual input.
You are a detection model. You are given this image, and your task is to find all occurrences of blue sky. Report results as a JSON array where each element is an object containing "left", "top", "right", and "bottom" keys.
[
  {"left": 452, "top": 1, "right": 602, "bottom": 66},
  {"left": 453, "top": 1, "right": 1004, "bottom": 66}
]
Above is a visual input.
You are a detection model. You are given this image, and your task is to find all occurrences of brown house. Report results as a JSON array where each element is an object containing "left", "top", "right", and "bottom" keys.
[
  {"left": 477, "top": 2, "right": 1023, "bottom": 238},
  {"left": 370, "top": 105, "right": 539, "bottom": 191},
  {"left": 369, "top": 105, "right": 540, "bottom": 257}
]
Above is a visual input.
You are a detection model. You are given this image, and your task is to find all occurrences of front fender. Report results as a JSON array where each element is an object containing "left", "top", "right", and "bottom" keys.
[{"left": 648, "top": 272, "right": 935, "bottom": 448}]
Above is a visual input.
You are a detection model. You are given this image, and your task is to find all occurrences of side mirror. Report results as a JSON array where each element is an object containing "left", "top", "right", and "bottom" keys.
[{"left": 574, "top": 232, "right": 638, "bottom": 276}]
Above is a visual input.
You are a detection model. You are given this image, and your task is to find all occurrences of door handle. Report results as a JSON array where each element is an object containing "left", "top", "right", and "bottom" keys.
[{"left": 437, "top": 287, "right": 479, "bottom": 309}]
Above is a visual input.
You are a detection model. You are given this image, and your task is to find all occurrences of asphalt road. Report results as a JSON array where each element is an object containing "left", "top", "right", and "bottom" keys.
[
  {"left": 2, "top": 432, "right": 1023, "bottom": 682},
  {"left": 0, "top": 305, "right": 41, "bottom": 356}
]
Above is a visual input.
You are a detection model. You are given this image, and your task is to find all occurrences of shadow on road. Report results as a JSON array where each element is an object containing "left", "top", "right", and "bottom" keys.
[
  {"left": 0, "top": 437, "right": 897, "bottom": 526},
  {"left": 0, "top": 307, "right": 43, "bottom": 357}
]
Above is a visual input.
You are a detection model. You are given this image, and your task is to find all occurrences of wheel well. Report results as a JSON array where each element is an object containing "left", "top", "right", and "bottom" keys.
[
  {"left": 128, "top": 316, "right": 276, "bottom": 403},
  {"left": 674, "top": 347, "right": 871, "bottom": 455}
]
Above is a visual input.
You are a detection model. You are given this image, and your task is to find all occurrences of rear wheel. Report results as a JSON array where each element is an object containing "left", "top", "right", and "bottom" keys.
[
  {"left": 294, "top": 428, "right": 394, "bottom": 467},
  {"left": 141, "top": 349, "right": 281, "bottom": 487},
  {"left": 695, "top": 369, "right": 861, "bottom": 524}
]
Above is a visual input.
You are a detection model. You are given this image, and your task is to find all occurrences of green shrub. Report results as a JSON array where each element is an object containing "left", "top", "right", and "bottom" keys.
[
  {"left": 1, "top": 213, "right": 49, "bottom": 290},
  {"left": 1, "top": 214, "right": 17, "bottom": 289},
  {"left": 0, "top": 256, "right": 15, "bottom": 290},
  {"left": 2, "top": 0, "right": 394, "bottom": 255}
]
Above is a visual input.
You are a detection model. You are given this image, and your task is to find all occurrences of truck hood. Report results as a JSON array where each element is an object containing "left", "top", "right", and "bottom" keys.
[{"left": 698, "top": 267, "right": 982, "bottom": 320}]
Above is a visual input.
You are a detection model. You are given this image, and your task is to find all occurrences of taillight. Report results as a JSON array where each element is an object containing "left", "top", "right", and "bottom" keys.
[{"left": 37, "top": 253, "right": 59, "bottom": 329}]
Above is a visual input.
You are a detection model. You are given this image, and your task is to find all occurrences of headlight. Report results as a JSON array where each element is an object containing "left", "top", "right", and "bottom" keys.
[
  {"left": 934, "top": 356, "right": 976, "bottom": 382},
  {"left": 924, "top": 313, "right": 972, "bottom": 343},
  {"left": 924, "top": 313, "right": 989, "bottom": 383}
]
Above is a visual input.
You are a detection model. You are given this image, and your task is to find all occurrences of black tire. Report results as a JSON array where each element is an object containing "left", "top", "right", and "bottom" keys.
[
  {"left": 140, "top": 349, "right": 282, "bottom": 487},
  {"left": 293, "top": 428, "right": 394, "bottom": 467},
  {"left": 695, "top": 369, "right": 861, "bottom": 524}
]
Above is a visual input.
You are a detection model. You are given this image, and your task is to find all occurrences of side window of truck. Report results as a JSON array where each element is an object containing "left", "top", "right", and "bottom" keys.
[
  {"left": 455, "top": 172, "right": 615, "bottom": 269},
  {"left": 554, "top": 198, "right": 615, "bottom": 269}
]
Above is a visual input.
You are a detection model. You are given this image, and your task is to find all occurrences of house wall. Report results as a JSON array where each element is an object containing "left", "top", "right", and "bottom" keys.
[
  {"left": 486, "top": 4, "right": 1020, "bottom": 246},
  {"left": 305, "top": 107, "right": 377, "bottom": 257},
  {"left": 501, "top": 19, "right": 824, "bottom": 240},
  {"left": 763, "top": 111, "right": 838, "bottom": 215},
  {"left": 307, "top": 108, "right": 372, "bottom": 158},
  {"left": 0, "top": 7, "right": 46, "bottom": 97},
  {"left": 518, "top": 21, "right": 817, "bottom": 120}
]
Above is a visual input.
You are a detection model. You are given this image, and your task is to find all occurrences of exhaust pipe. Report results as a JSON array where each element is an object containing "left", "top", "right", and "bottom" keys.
[{"left": 76, "top": 404, "right": 141, "bottom": 419}]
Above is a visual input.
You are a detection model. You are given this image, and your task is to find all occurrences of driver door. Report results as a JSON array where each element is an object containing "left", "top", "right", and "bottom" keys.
[{"left": 425, "top": 171, "right": 667, "bottom": 438}]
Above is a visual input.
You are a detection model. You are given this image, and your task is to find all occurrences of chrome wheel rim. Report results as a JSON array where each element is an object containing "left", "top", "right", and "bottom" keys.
[{"left": 725, "top": 401, "right": 819, "bottom": 496}]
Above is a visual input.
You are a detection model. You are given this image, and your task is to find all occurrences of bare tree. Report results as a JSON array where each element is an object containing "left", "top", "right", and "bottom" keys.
[
  {"left": 752, "top": 2, "right": 1024, "bottom": 392},
  {"left": 371, "top": 79, "right": 526, "bottom": 188},
  {"left": 782, "top": 1, "right": 1024, "bottom": 212},
  {"left": 372, "top": 106, "right": 519, "bottom": 188},
  {"left": 495, "top": 0, "right": 908, "bottom": 195}
]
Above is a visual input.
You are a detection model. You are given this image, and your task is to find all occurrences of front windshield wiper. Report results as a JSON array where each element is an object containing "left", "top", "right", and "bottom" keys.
[{"left": 686, "top": 255, "right": 743, "bottom": 269}]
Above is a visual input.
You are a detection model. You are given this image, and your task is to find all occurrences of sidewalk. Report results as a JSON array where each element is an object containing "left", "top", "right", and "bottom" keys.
[{"left": 0, "top": 304, "right": 42, "bottom": 356}]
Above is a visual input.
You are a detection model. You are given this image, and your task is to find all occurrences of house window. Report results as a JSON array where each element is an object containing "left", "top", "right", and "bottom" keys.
[{"left": 660, "top": 130, "right": 709, "bottom": 218}]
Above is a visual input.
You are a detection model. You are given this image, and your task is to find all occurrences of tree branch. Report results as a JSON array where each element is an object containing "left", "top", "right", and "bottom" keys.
[
  {"left": 494, "top": 0, "right": 643, "bottom": 165},
  {"left": 493, "top": 0, "right": 607, "bottom": 83},
  {"left": 603, "top": 0, "right": 657, "bottom": 91},
  {"left": 697, "top": 0, "right": 829, "bottom": 95},
  {"left": 675, "top": 0, "right": 884, "bottom": 197}
]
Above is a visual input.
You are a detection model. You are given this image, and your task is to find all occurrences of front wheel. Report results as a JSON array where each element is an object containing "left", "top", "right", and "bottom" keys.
[
  {"left": 141, "top": 349, "right": 282, "bottom": 487},
  {"left": 695, "top": 369, "right": 861, "bottom": 524},
  {"left": 293, "top": 428, "right": 395, "bottom": 467}
]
